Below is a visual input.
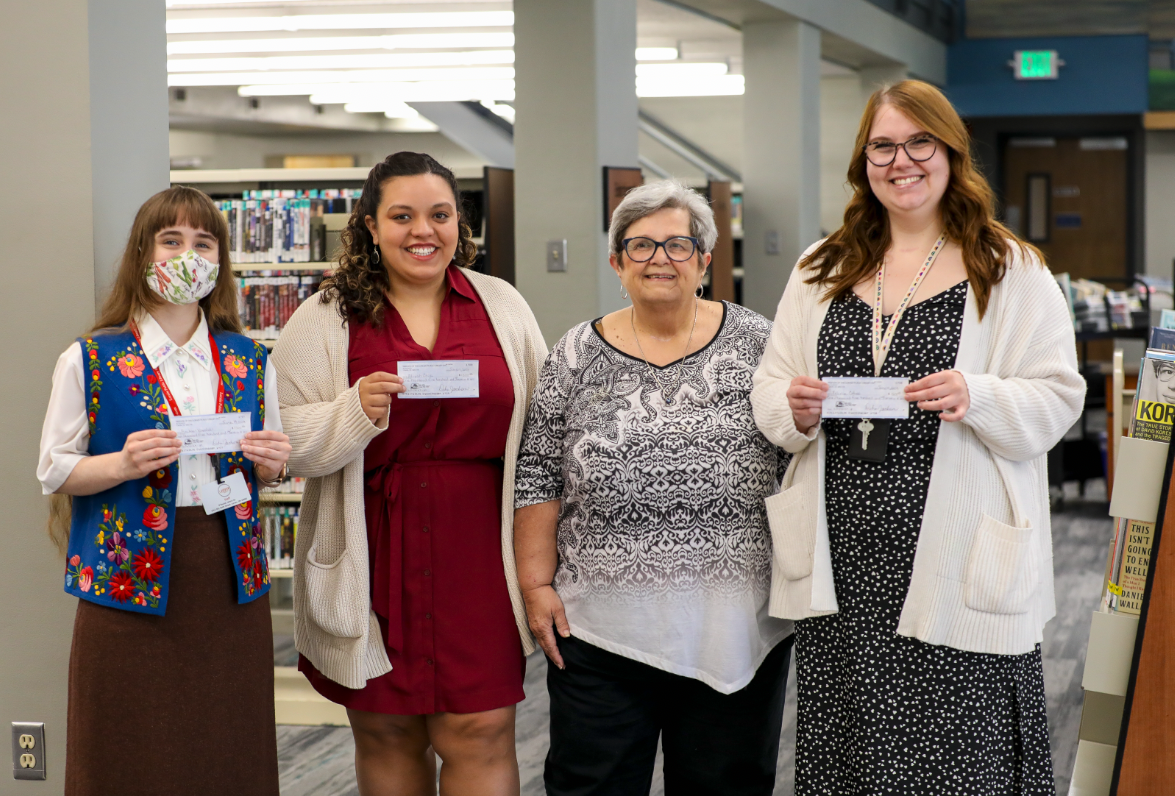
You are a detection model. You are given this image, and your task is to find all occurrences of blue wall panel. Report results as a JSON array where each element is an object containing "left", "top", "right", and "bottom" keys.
[{"left": 946, "top": 34, "right": 1147, "bottom": 117}]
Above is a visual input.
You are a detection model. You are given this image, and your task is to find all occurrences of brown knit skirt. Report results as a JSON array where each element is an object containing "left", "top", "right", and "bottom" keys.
[{"left": 65, "top": 507, "right": 278, "bottom": 796}]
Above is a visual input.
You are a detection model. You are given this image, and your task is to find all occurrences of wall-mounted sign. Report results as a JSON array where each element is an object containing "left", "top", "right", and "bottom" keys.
[{"left": 1011, "top": 50, "right": 1064, "bottom": 80}]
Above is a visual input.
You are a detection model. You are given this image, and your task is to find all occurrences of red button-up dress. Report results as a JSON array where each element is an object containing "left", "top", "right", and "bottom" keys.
[{"left": 300, "top": 266, "right": 525, "bottom": 715}]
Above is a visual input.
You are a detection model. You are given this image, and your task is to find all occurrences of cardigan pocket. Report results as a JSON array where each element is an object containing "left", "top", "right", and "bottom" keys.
[
  {"left": 766, "top": 483, "right": 815, "bottom": 581},
  {"left": 303, "top": 546, "right": 365, "bottom": 638},
  {"left": 962, "top": 514, "right": 1040, "bottom": 615}
]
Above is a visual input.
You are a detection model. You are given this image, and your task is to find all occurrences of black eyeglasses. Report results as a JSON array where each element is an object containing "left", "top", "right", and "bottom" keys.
[
  {"left": 862, "top": 135, "right": 938, "bottom": 167},
  {"left": 621, "top": 236, "right": 700, "bottom": 262}
]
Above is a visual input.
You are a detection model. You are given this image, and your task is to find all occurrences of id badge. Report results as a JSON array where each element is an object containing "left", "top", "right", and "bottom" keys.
[
  {"left": 847, "top": 418, "right": 890, "bottom": 462},
  {"left": 198, "top": 471, "right": 252, "bottom": 515}
]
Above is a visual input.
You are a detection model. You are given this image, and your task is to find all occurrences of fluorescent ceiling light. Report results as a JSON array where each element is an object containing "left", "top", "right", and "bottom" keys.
[
  {"left": 167, "top": 33, "right": 515, "bottom": 55},
  {"left": 168, "top": 51, "right": 514, "bottom": 72},
  {"left": 233, "top": 80, "right": 515, "bottom": 102},
  {"left": 167, "top": 0, "right": 317, "bottom": 4},
  {"left": 344, "top": 100, "right": 418, "bottom": 118},
  {"left": 636, "top": 47, "right": 678, "bottom": 61},
  {"left": 636, "top": 75, "right": 744, "bottom": 97},
  {"left": 636, "top": 62, "right": 728, "bottom": 78},
  {"left": 308, "top": 81, "right": 515, "bottom": 103},
  {"left": 166, "top": 12, "right": 514, "bottom": 35},
  {"left": 169, "top": 67, "right": 515, "bottom": 87}
]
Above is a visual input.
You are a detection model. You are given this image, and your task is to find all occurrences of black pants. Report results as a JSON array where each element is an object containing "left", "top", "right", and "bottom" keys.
[{"left": 544, "top": 634, "right": 793, "bottom": 796}]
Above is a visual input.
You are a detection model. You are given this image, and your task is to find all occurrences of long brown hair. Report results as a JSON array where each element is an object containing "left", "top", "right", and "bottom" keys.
[
  {"left": 319, "top": 151, "right": 478, "bottom": 327},
  {"left": 48, "top": 186, "right": 240, "bottom": 554},
  {"left": 801, "top": 80, "right": 1041, "bottom": 318},
  {"left": 91, "top": 185, "right": 241, "bottom": 334}
]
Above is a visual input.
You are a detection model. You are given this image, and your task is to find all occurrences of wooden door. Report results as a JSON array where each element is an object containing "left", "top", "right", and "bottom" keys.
[
  {"left": 1002, "top": 136, "right": 1129, "bottom": 281},
  {"left": 483, "top": 166, "right": 515, "bottom": 285}
]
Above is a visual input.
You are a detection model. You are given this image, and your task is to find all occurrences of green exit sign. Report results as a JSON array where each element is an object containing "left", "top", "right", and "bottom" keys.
[{"left": 1012, "top": 50, "right": 1063, "bottom": 80}]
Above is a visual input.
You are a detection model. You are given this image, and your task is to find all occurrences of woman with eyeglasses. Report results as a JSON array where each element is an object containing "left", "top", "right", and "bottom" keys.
[
  {"left": 750, "top": 80, "right": 1083, "bottom": 794},
  {"left": 514, "top": 180, "right": 794, "bottom": 796}
]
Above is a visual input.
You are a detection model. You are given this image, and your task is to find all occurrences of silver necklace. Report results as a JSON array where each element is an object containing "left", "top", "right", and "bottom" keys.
[{"left": 630, "top": 297, "right": 698, "bottom": 405}]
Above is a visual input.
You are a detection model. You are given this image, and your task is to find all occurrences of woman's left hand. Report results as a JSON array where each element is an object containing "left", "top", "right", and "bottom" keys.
[
  {"left": 905, "top": 369, "right": 970, "bottom": 422},
  {"left": 240, "top": 430, "right": 292, "bottom": 481}
]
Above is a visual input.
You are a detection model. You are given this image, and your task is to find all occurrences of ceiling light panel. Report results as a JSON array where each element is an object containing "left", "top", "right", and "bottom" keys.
[
  {"left": 636, "top": 75, "right": 744, "bottom": 97},
  {"left": 635, "top": 62, "right": 728, "bottom": 78},
  {"left": 168, "top": 51, "right": 514, "bottom": 71},
  {"left": 635, "top": 47, "right": 678, "bottom": 61},
  {"left": 235, "top": 80, "right": 516, "bottom": 102},
  {"left": 167, "top": 32, "right": 515, "bottom": 55},
  {"left": 170, "top": 67, "right": 515, "bottom": 86},
  {"left": 166, "top": 11, "right": 514, "bottom": 35}
]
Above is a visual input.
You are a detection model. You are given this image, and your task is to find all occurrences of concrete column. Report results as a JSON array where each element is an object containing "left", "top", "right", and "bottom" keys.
[
  {"left": 1, "top": 1, "right": 97, "bottom": 787},
  {"left": 514, "top": 0, "right": 639, "bottom": 343},
  {"left": 859, "top": 63, "right": 910, "bottom": 106},
  {"left": 89, "top": 0, "right": 170, "bottom": 306},
  {"left": 0, "top": 3, "right": 169, "bottom": 786},
  {"left": 742, "top": 20, "right": 822, "bottom": 318}
]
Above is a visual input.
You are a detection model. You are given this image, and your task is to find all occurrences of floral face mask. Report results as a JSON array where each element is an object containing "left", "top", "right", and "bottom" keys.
[{"left": 146, "top": 249, "right": 220, "bottom": 305}]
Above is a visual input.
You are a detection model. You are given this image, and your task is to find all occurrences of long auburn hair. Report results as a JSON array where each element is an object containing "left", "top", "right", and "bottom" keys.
[
  {"left": 801, "top": 80, "right": 1042, "bottom": 318},
  {"left": 319, "top": 151, "right": 478, "bottom": 327},
  {"left": 48, "top": 186, "right": 240, "bottom": 554}
]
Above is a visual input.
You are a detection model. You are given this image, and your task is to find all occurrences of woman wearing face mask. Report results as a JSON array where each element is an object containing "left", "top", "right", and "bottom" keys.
[
  {"left": 271, "top": 152, "right": 546, "bottom": 796},
  {"left": 38, "top": 186, "right": 291, "bottom": 795},
  {"left": 751, "top": 81, "right": 1084, "bottom": 793}
]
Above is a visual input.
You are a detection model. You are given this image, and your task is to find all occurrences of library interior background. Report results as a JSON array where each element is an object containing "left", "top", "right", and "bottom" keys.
[{"left": 13, "top": 1, "right": 1175, "bottom": 794}]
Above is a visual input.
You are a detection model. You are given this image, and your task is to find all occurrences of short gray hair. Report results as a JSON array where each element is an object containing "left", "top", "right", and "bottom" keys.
[{"left": 608, "top": 179, "right": 718, "bottom": 260}]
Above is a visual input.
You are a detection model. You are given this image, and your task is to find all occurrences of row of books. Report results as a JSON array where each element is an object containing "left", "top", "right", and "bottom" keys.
[
  {"left": 262, "top": 477, "right": 306, "bottom": 495},
  {"left": 1102, "top": 328, "right": 1175, "bottom": 614},
  {"left": 1055, "top": 273, "right": 1148, "bottom": 334},
  {"left": 237, "top": 270, "right": 326, "bottom": 339},
  {"left": 262, "top": 505, "right": 299, "bottom": 571},
  {"left": 217, "top": 198, "right": 333, "bottom": 264}
]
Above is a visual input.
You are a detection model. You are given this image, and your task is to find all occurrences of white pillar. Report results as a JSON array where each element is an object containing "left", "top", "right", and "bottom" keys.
[
  {"left": 88, "top": 0, "right": 170, "bottom": 306},
  {"left": 514, "top": 0, "right": 639, "bottom": 343},
  {"left": 0, "top": 3, "right": 170, "bottom": 784},
  {"left": 742, "top": 20, "right": 822, "bottom": 318}
]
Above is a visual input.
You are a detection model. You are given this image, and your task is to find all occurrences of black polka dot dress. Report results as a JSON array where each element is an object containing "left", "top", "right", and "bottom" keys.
[{"left": 794, "top": 281, "right": 1054, "bottom": 795}]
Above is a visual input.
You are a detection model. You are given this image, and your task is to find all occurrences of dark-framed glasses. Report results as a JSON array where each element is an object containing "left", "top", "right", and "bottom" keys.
[
  {"left": 622, "top": 236, "right": 700, "bottom": 262},
  {"left": 862, "top": 135, "right": 938, "bottom": 167}
]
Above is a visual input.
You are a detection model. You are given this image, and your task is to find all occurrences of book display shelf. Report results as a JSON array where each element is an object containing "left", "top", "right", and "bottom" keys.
[{"left": 1076, "top": 345, "right": 1175, "bottom": 790}]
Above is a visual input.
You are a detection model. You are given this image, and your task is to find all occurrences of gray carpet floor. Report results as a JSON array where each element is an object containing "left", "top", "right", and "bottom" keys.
[{"left": 275, "top": 494, "right": 1111, "bottom": 796}]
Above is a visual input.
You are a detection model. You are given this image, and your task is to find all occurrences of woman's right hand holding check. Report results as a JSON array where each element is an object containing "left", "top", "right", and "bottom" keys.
[
  {"left": 787, "top": 376, "right": 829, "bottom": 435},
  {"left": 358, "top": 371, "right": 406, "bottom": 426}
]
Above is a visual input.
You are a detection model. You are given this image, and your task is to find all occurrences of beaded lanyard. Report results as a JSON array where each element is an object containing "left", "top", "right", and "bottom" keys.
[{"left": 871, "top": 233, "right": 948, "bottom": 376}]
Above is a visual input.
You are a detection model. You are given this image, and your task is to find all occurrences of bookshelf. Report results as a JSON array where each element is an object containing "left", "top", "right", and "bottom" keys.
[{"left": 1109, "top": 438, "right": 1175, "bottom": 793}]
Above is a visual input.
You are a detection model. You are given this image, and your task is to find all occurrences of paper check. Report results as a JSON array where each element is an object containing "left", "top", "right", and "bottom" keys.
[
  {"left": 398, "top": 360, "right": 480, "bottom": 399},
  {"left": 821, "top": 377, "right": 910, "bottom": 419},
  {"left": 169, "top": 412, "right": 252, "bottom": 454}
]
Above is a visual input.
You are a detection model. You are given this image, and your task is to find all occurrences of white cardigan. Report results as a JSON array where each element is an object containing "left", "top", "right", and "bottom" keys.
[
  {"left": 750, "top": 243, "right": 1085, "bottom": 655},
  {"left": 271, "top": 269, "right": 547, "bottom": 688}
]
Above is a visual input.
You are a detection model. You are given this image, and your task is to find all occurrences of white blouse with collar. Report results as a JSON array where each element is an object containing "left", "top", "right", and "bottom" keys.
[{"left": 38, "top": 311, "right": 283, "bottom": 506}]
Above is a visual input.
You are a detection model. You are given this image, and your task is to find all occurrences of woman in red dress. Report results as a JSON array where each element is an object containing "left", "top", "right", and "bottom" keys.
[{"left": 272, "top": 152, "right": 547, "bottom": 795}]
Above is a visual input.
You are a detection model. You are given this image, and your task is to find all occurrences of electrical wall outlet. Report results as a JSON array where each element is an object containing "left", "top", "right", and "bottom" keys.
[{"left": 11, "top": 723, "right": 45, "bottom": 781}]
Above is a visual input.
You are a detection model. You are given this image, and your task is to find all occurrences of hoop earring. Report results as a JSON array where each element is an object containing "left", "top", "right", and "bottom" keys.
[
  {"left": 620, "top": 283, "right": 629, "bottom": 300},
  {"left": 372, "top": 246, "right": 381, "bottom": 265},
  {"left": 696, "top": 284, "right": 704, "bottom": 299}
]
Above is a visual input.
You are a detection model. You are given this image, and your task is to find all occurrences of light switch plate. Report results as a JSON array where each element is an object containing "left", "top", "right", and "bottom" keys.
[
  {"left": 765, "top": 230, "right": 781, "bottom": 256},
  {"left": 11, "top": 722, "right": 45, "bottom": 781},
  {"left": 546, "top": 239, "right": 568, "bottom": 272}
]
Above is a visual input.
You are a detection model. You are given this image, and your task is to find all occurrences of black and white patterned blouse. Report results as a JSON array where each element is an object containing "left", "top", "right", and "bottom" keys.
[{"left": 515, "top": 302, "right": 792, "bottom": 694}]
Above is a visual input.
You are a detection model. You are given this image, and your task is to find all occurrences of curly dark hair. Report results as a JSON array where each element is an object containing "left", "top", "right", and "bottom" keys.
[{"left": 319, "top": 151, "right": 479, "bottom": 326}]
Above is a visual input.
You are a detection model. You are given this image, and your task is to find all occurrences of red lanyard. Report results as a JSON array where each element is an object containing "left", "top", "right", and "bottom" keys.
[{"left": 130, "top": 324, "right": 226, "bottom": 417}]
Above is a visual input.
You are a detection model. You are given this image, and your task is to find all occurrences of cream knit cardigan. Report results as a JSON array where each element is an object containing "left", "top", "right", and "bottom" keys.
[
  {"left": 271, "top": 269, "right": 547, "bottom": 688},
  {"left": 751, "top": 243, "right": 1086, "bottom": 656}
]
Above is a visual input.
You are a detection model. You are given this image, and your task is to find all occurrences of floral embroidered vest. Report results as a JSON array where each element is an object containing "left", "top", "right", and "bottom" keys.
[{"left": 64, "top": 329, "right": 271, "bottom": 615}]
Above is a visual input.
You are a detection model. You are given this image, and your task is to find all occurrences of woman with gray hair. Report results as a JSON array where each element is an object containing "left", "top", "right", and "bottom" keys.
[{"left": 513, "top": 180, "right": 793, "bottom": 795}]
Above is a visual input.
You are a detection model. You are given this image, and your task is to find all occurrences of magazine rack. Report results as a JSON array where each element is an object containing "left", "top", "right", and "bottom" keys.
[{"left": 1110, "top": 438, "right": 1175, "bottom": 793}]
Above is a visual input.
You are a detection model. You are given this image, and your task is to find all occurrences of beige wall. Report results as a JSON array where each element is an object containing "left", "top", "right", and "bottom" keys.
[
  {"left": 0, "top": 1, "right": 95, "bottom": 791},
  {"left": 1146, "top": 131, "right": 1175, "bottom": 280}
]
